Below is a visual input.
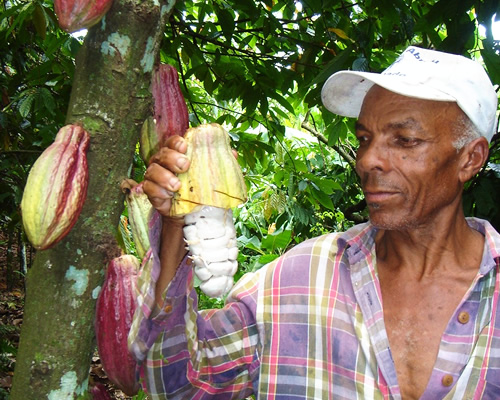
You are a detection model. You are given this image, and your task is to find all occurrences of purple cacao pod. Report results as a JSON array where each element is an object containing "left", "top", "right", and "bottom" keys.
[
  {"left": 95, "top": 255, "right": 140, "bottom": 396},
  {"left": 54, "top": 0, "right": 113, "bottom": 33},
  {"left": 142, "top": 64, "right": 189, "bottom": 162},
  {"left": 20, "top": 124, "right": 90, "bottom": 250},
  {"left": 90, "top": 383, "right": 112, "bottom": 400}
]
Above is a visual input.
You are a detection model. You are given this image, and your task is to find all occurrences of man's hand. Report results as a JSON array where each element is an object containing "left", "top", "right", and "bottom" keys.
[{"left": 143, "top": 135, "right": 190, "bottom": 217}]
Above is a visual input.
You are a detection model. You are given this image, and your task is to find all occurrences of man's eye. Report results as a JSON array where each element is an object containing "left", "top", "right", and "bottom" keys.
[
  {"left": 356, "top": 136, "right": 368, "bottom": 145},
  {"left": 396, "top": 136, "right": 420, "bottom": 147}
]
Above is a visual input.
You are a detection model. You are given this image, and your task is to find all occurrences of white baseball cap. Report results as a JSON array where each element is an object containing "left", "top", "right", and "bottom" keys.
[{"left": 321, "top": 46, "right": 498, "bottom": 142}]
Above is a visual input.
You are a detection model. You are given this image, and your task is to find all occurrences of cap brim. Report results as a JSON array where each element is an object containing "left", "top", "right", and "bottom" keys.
[{"left": 321, "top": 71, "right": 456, "bottom": 118}]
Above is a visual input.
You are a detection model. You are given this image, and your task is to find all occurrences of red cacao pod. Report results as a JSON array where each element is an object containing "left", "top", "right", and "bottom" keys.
[
  {"left": 141, "top": 64, "right": 189, "bottom": 162},
  {"left": 20, "top": 124, "right": 90, "bottom": 250},
  {"left": 90, "top": 383, "right": 112, "bottom": 400},
  {"left": 95, "top": 255, "right": 140, "bottom": 396},
  {"left": 54, "top": 0, "right": 113, "bottom": 33}
]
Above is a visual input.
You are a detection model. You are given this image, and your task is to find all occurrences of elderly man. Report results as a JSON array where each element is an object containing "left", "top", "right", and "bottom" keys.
[{"left": 129, "top": 47, "right": 500, "bottom": 399}]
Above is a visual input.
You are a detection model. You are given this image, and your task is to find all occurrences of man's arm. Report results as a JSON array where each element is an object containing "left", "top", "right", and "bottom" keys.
[
  {"left": 142, "top": 135, "right": 190, "bottom": 306},
  {"left": 129, "top": 136, "right": 260, "bottom": 399},
  {"left": 154, "top": 216, "right": 186, "bottom": 307}
]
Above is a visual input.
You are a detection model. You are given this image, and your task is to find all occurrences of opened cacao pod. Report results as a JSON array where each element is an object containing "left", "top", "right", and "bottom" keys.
[{"left": 170, "top": 123, "right": 247, "bottom": 217}]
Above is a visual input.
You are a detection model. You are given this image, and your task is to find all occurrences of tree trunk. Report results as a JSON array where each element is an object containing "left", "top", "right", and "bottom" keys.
[{"left": 11, "top": 0, "right": 176, "bottom": 397}]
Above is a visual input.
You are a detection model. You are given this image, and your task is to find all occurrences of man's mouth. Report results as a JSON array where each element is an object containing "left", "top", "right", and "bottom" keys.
[{"left": 363, "top": 191, "right": 399, "bottom": 204}]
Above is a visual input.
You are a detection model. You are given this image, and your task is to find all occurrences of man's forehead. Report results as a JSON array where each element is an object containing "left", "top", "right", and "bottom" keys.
[{"left": 355, "top": 117, "right": 425, "bottom": 132}]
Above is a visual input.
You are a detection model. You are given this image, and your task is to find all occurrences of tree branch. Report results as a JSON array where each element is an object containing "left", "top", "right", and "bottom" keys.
[{"left": 300, "top": 120, "right": 356, "bottom": 170}]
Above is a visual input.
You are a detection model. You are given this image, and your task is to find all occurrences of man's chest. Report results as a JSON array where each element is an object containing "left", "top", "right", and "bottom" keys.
[{"left": 380, "top": 277, "right": 474, "bottom": 399}]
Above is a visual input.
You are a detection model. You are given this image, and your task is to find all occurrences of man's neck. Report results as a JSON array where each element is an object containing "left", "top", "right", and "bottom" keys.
[{"left": 374, "top": 211, "right": 484, "bottom": 279}]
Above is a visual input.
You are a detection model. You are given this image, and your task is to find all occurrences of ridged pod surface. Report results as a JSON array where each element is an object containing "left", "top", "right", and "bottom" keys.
[
  {"left": 121, "top": 179, "right": 152, "bottom": 261},
  {"left": 170, "top": 123, "right": 247, "bottom": 297},
  {"left": 20, "top": 124, "right": 90, "bottom": 250},
  {"left": 95, "top": 255, "right": 140, "bottom": 396},
  {"left": 141, "top": 64, "right": 189, "bottom": 163},
  {"left": 138, "top": 116, "right": 157, "bottom": 164},
  {"left": 170, "top": 123, "right": 247, "bottom": 217},
  {"left": 54, "top": 0, "right": 113, "bottom": 33},
  {"left": 90, "top": 383, "right": 113, "bottom": 400}
]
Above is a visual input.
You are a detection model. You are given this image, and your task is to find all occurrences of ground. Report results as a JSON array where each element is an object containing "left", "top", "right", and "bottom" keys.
[{"left": 0, "top": 231, "right": 137, "bottom": 399}]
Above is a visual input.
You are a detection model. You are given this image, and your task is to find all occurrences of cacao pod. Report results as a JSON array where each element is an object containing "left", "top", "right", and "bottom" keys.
[
  {"left": 95, "top": 255, "right": 140, "bottom": 396},
  {"left": 120, "top": 179, "right": 152, "bottom": 261},
  {"left": 170, "top": 123, "right": 247, "bottom": 297},
  {"left": 54, "top": 0, "right": 113, "bottom": 33},
  {"left": 141, "top": 64, "right": 189, "bottom": 163},
  {"left": 90, "top": 383, "right": 112, "bottom": 400},
  {"left": 20, "top": 124, "right": 90, "bottom": 250},
  {"left": 138, "top": 116, "right": 157, "bottom": 165},
  {"left": 184, "top": 206, "right": 238, "bottom": 297},
  {"left": 170, "top": 123, "right": 247, "bottom": 217}
]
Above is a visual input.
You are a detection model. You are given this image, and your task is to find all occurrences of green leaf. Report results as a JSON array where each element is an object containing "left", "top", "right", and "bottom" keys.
[
  {"left": 218, "top": 9, "right": 235, "bottom": 41},
  {"left": 18, "top": 93, "right": 35, "bottom": 118},
  {"left": 261, "top": 229, "right": 292, "bottom": 252},
  {"left": 36, "top": 88, "right": 56, "bottom": 116},
  {"left": 307, "top": 174, "right": 342, "bottom": 194},
  {"left": 268, "top": 92, "right": 295, "bottom": 115},
  {"left": 311, "top": 188, "right": 334, "bottom": 210},
  {"left": 258, "top": 254, "right": 280, "bottom": 264},
  {"left": 33, "top": 3, "right": 47, "bottom": 40},
  {"left": 481, "top": 47, "right": 500, "bottom": 85},
  {"left": 311, "top": 45, "right": 354, "bottom": 87}
]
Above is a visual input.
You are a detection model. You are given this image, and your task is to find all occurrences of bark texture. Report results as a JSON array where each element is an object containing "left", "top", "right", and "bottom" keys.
[{"left": 11, "top": 1, "right": 176, "bottom": 398}]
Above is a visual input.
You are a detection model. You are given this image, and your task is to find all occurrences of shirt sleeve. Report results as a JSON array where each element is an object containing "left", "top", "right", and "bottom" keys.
[{"left": 128, "top": 211, "right": 261, "bottom": 399}]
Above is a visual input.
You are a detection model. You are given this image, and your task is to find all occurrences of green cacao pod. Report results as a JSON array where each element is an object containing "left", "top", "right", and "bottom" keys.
[
  {"left": 170, "top": 123, "right": 247, "bottom": 216},
  {"left": 21, "top": 124, "right": 90, "bottom": 250},
  {"left": 138, "top": 116, "right": 157, "bottom": 165},
  {"left": 121, "top": 179, "right": 152, "bottom": 261},
  {"left": 54, "top": 0, "right": 113, "bottom": 33},
  {"left": 140, "top": 64, "right": 189, "bottom": 163},
  {"left": 95, "top": 255, "right": 140, "bottom": 396}
]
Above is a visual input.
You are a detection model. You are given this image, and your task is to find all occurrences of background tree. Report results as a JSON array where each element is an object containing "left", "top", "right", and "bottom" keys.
[{"left": 1, "top": 0, "right": 499, "bottom": 397}]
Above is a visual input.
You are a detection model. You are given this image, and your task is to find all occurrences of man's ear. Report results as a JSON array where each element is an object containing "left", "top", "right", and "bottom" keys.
[{"left": 458, "top": 137, "right": 489, "bottom": 183}]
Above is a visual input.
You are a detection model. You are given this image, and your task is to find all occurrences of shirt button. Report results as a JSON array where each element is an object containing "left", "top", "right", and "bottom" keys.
[
  {"left": 163, "top": 304, "right": 172, "bottom": 313},
  {"left": 442, "top": 374, "right": 454, "bottom": 387},
  {"left": 458, "top": 311, "right": 470, "bottom": 324}
]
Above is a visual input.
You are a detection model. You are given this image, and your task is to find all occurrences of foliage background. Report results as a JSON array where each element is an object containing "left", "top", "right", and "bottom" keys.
[{"left": 0, "top": 0, "right": 499, "bottom": 396}]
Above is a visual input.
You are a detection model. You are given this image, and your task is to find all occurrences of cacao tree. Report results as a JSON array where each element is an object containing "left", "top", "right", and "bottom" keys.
[{"left": 10, "top": 0, "right": 176, "bottom": 397}]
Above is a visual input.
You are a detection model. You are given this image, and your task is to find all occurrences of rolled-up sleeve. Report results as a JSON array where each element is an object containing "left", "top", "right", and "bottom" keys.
[{"left": 128, "top": 211, "right": 261, "bottom": 399}]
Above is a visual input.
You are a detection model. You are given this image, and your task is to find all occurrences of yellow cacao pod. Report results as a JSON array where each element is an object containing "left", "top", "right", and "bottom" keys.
[
  {"left": 170, "top": 123, "right": 247, "bottom": 216},
  {"left": 21, "top": 124, "right": 90, "bottom": 250}
]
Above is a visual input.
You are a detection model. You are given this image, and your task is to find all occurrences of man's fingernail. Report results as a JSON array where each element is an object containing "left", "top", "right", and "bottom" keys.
[
  {"left": 169, "top": 177, "right": 180, "bottom": 189},
  {"left": 175, "top": 139, "right": 184, "bottom": 151},
  {"left": 176, "top": 156, "right": 188, "bottom": 169}
]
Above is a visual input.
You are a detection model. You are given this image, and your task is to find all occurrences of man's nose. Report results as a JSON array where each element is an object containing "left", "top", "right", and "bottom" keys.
[{"left": 355, "top": 140, "right": 390, "bottom": 175}]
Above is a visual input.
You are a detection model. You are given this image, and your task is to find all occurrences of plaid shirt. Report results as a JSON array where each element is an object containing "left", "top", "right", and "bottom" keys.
[{"left": 129, "top": 216, "right": 500, "bottom": 399}]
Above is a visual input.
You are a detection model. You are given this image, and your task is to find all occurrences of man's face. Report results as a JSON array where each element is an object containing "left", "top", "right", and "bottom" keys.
[{"left": 355, "top": 85, "right": 465, "bottom": 231}]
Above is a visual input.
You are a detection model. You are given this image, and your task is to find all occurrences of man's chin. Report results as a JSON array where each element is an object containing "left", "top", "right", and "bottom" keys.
[{"left": 368, "top": 211, "right": 416, "bottom": 231}]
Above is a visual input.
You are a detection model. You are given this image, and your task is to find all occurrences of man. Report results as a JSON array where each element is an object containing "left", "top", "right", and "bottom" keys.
[{"left": 129, "top": 47, "right": 500, "bottom": 399}]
